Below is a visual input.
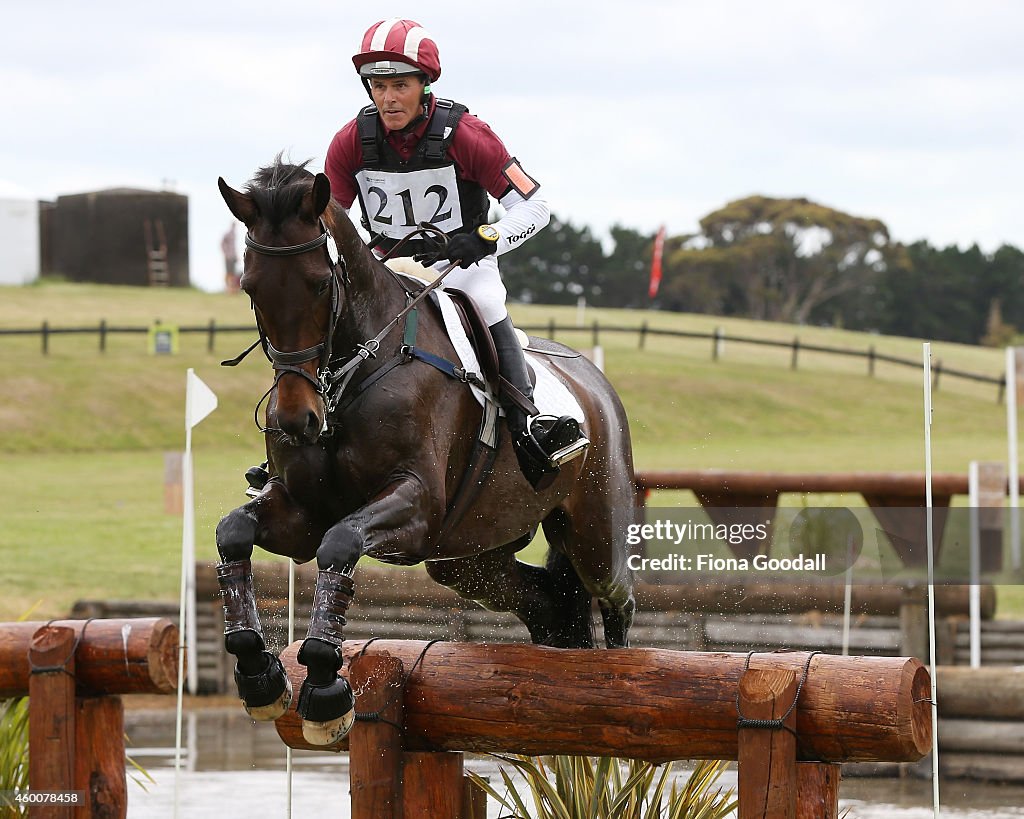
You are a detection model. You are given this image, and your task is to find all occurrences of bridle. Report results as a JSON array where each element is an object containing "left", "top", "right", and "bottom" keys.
[
  {"left": 221, "top": 220, "right": 346, "bottom": 434},
  {"left": 223, "top": 218, "right": 462, "bottom": 439},
  {"left": 242, "top": 222, "right": 346, "bottom": 395}
]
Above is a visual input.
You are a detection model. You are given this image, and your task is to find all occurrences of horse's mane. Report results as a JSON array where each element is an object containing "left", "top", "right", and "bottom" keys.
[
  {"left": 243, "top": 155, "right": 315, "bottom": 228},
  {"left": 244, "top": 153, "right": 380, "bottom": 277},
  {"left": 246, "top": 154, "right": 351, "bottom": 243}
]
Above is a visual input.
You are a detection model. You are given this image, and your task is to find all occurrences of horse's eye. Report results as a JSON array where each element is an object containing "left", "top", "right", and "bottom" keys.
[{"left": 315, "top": 278, "right": 331, "bottom": 297}]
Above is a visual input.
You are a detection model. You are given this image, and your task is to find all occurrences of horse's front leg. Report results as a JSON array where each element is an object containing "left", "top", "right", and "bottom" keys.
[
  {"left": 216, "top": 481, "right": 326, "bottom": 721},
  {"left": 296, "top": 474, "right": 438, "bottom": 745}
]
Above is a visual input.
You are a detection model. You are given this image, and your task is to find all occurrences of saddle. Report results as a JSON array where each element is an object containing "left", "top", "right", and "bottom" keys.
[
  {"left": 439, "top": 288, "right": 547, "bottom": 416},
  {"left": 442, "top": 288, "right": 503, "bottom": 394}
]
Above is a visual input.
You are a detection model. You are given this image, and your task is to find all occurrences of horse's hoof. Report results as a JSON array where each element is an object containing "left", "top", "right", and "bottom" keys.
[
  {"left": 234, "top": 653, "right": 292, "bottom": 721},
  {"left": 301, "top": 711, "right": 356, "bottom": 746},
  {"left": 297, "top": 675, "right": 356, "bottom": 746}
]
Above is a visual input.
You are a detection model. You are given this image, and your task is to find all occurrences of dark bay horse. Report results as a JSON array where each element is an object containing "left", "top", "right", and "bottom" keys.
[{"left": 215, "top": 158, "right": 635, "bottom": 745}]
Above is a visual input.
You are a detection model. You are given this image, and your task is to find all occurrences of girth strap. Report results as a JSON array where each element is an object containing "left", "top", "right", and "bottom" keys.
[{"left": 408, "top": 348, "right": 485, "bottom": 389}]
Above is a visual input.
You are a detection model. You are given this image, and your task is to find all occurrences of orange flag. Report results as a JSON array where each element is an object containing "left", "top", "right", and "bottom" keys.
[{"left": 648, "top": 224, "right": 666, "bottom": 299}]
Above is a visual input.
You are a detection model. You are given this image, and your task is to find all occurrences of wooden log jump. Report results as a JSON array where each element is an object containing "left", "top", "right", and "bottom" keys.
[
  {"left": 635, "top": 469, "right": 979, "bottom": 498},
  {"left": 0, "top": 618, "right": 178, "bottom": 819},
  {"left": 275, "top": 640, "right": 930, "bottom": 762},
  {"left": 635, "top": 467, "right": 1015, "bottom": 569},
  {"left": 271, "top": 640, "right": 929, "bottom": 818},
  {"left": 195, "top": 560, "right": 994, "bottom": 619}
]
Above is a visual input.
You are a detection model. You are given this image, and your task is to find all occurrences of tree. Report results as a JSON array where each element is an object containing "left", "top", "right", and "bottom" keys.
[
  {"left": 981, "top": 298, "right": 1016, "bottom": 348},
  {"left": 875, "top": 241, "right": 987, "bottom": 343},
  {"left": 499, "top": 215, "right": 606, "bottom": 305},
  {"left": 664, "top": 196, "right": 889, "bottom": 324},
  {"left": 982, "top": 244, "right": 1024, "bottom": 337},
  {"left": 596, "top": 224, "right": 658, "bottom": 308}
]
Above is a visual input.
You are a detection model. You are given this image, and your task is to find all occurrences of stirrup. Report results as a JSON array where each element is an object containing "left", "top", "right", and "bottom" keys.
[
  {"left": 530, "top": 415, "right": 589, "bottom": 467},
  {"left": 244, "top": 462, "right": 270, "bottom": 498},
  {"left": 511, "top": 416, "right": 589, "bottom": 491}
]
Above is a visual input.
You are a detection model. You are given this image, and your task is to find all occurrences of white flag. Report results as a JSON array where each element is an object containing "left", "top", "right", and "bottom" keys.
[{"left": 185, "top": 369, "right": 218, "bottom": 429}]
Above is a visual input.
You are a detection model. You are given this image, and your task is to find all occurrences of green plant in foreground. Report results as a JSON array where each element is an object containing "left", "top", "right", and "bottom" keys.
[
  {"left": 469, "top": 754, "right": 736, "bottom": 819},
  {"left": 0, "top": 698, "right": 29, "bottom": 818}
]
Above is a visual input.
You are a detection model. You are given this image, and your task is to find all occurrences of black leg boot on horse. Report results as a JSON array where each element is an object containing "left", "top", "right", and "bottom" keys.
[
  {"left": 295, "top": 569, "right": 356, "bottom": 745},
  {"left": 490, "top": 316, "right": 589, "bottom": 490},
  {"left": 216, "top": 559, "right": 292, "bottom": 720}
]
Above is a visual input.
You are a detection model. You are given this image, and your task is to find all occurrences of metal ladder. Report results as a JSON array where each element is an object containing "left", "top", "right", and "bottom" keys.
[{"left": 144, "top": 218, "right": 170, "bottom": 286}]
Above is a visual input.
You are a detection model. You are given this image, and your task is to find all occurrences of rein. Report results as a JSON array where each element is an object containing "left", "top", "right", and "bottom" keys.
[
  {"left": 322, "top": 227, "right": 463, "bottom": 415},
  {"left": 223, "top": 220, "right": 464, "bottom": 436}
]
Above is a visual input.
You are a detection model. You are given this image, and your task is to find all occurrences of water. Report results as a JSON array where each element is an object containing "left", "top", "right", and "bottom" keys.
[{"left": 123, "top": 705, "right": 1024, "bottom": 818}]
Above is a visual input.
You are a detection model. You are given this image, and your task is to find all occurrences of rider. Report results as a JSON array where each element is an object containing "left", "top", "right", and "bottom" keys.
[{"left": 323, "top": 18, "right": 586, "bottom": 488}]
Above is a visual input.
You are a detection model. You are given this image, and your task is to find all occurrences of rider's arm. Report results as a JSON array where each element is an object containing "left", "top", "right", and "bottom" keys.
[
  {"left": 492, "top": 188, "right": 550, "bottom": 256},
  {"left": 324, "top": 121, "right": 362, "bottom": 210},
  {"left": 450, "top": 114, "right": 550, "bottom": 255}
]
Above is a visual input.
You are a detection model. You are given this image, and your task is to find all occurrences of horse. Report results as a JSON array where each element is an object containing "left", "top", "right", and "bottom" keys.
[{"left": 215, "top": 157, "right": 636, "bottom": 746}]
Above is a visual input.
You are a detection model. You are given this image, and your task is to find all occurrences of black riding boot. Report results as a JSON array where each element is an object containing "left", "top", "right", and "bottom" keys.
[
  {"left": 244, "top": 462, "right": 270, "bottom": 497},
  {"left": 490, "top": 316, "right": 588, "bottom": 490}
]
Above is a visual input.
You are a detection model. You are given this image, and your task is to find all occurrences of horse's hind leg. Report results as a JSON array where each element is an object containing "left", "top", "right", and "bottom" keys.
[
  {"left": 544, "top": 506, "right": 635, "bottom": 649},
  {"left": 425, "top": 532, "right": 594, "bottom": 648}
]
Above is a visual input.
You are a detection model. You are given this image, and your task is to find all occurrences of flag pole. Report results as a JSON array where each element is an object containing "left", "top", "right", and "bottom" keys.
[
  {"left": 173, "top": 371, "right": 193, "bottom": 817},
  {"left": 174, "top": 368, "right": 218, "bottom": 817},
  {"left": 923, "top": 344, "right": 941, "bottom": 818},
  {"left": 1008, "top": 347, "right": 1021, "bottom": 570}
]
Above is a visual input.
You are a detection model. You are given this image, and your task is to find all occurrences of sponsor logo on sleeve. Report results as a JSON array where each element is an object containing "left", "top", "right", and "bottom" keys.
[{"left": 502, "top": 158, "right": 540, "bottom": 199}]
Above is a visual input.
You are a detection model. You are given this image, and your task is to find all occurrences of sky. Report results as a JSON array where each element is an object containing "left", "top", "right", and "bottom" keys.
[{"left": 3, "top": 0, "right": 1022, "bottom": 292}]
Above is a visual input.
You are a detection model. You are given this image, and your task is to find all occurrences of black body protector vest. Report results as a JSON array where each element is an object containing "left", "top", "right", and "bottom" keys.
[{"left": 355, "top": 98, "right": 491, "bottom": 257}]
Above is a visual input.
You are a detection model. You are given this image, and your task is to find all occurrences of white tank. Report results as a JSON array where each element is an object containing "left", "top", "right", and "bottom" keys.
[{"left": 0, "top": 197, "right": 40, "bottom": 285}]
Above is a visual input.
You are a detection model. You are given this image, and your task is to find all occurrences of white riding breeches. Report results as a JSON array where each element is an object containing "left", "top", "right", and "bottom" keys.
[{"left": 429, "top": 255, "right": 509, "bottom": 326}]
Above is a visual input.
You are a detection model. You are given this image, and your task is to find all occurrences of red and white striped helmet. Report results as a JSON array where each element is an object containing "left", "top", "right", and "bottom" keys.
[{"left": 353, "top": 19, "right": 442, "bottom": 83}]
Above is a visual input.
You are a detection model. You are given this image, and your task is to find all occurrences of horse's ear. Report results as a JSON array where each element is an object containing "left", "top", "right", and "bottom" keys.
[
  {"left": 302, "top": 173, "right": 332, "bottom": 223},
  {"left": 218, "top": 177, "right": 258, "bottom": 226}
]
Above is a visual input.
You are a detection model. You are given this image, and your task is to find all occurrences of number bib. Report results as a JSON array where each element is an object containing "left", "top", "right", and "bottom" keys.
[{"left": 355, "top": 166, "right": 464, "bottom": 239}]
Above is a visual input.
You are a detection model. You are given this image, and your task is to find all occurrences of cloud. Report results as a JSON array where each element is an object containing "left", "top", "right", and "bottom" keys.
[{"left": 3, "top": 0, "right": 1023, "bottom": 290}]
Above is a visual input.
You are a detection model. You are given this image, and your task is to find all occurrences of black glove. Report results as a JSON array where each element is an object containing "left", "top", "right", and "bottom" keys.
[
  {"left": 444, "top": 230, "right": 498, "bottom": 269},
  {"left": 411, "top": 234, "right": 447, "bottom": 266}
]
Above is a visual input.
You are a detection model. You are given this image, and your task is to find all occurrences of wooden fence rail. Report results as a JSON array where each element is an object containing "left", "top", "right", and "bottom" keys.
[
  {"left": 0, "top": 321, "right": 253, "bottom": 355},
  {"left": 635, "top": 467, "right": 1019, "bottom": 569},
  {"left": 0, "top": 618, "right": 179, "bottom": 819},
  {"left": 272, "top": 639, "right": 931, "bottom": 819},
  {"left": 0, "top": 319, "right": 1005, "bottom": 396}
]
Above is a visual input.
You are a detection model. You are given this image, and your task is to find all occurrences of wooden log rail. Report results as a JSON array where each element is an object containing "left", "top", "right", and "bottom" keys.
[
  {"left": 635, "top": 469, "right": 979, "bottom": 498},
  {"left": 196, "top": 560, "right": 995, "bottom": 619},
  {"left": 635, "top": 468, "right": 1015, "bottom": 567},
  {"left": 0, "top": 618, "right": 178, "bottom": 819},
  {"left": 272, "top": 640, "right": 930, "bottom": 818},
  {"left": 276, "top": 640, "right": 930, "bottom": 761}
]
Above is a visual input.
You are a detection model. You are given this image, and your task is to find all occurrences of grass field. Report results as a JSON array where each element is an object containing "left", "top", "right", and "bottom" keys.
[{"left": 1, "top": 281, "right": 1020, "bottom": 620}]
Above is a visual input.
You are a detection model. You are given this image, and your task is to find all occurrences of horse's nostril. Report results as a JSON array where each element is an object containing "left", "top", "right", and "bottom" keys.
[{"left": 277, "top": 405, "right": 323, "bottom": 444}]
